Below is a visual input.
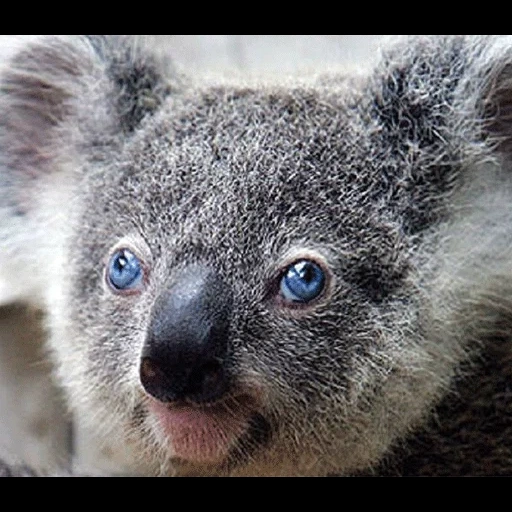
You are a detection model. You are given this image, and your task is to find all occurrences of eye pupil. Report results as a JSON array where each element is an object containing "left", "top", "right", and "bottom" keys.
[
  {"left": 280, "top": 259, "right": 326, "bottom": 304},
  {"left": 107, "top": 249, "right": 143, "bottom": 291},
  {"left": 300, "top": 265, "right": 315, "bottom": 283},
  {"left": 117, "top": 255, "right": 131, "bottom": 272}
]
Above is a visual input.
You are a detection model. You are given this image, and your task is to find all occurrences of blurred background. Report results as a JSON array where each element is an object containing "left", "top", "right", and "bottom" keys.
[{"left": 148, "top": 35, "right": 393, "bottom": 73}]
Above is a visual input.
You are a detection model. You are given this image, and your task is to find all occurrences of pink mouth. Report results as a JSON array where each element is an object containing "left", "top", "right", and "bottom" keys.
[{"left": 148, "top": 395, "right": 259, "bottom": 464}]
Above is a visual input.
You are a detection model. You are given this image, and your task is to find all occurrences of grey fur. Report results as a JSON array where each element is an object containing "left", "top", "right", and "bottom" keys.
[{"left": 1, "top": 35, "right": 512, "bottom": 476}]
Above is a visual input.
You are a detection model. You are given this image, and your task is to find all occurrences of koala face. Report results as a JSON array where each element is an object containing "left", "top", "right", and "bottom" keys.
[
  {"left": 3, "top": 35, "right": 512, "bottom": 476},
  {"left": 56, "top": 83, "right": 439, "bottom": 475}
]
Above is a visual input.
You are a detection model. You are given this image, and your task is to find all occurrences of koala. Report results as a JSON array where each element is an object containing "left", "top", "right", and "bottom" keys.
[{"left": 1, "top": 34, "right": 512, "bottom": 477}]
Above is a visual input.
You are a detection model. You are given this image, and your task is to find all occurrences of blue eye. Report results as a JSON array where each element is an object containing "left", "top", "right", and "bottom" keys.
[
  {"left": 280, "top": 260, "right": 326, "bottom": 303},
  {"left": 107, "top": 249, "right": 144, "bottom": 291}
]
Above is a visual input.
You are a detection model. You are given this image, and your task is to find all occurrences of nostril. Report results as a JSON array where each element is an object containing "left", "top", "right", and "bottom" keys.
[
  {"left": 187, "top": 359, "right": 227, "bottom": 402},
  {"left": 140, "top": 357, "right": 173, "bottom": 402},
  {"left": 140, "top": 358, "right": 157, "bottom": 380},
  {"left": 140, "top": 356, "right": 229, "bottom": 404}
]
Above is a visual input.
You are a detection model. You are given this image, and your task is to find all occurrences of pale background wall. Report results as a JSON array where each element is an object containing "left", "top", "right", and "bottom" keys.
[
  {"left": 0, "top": 35, "right": 395, "bottom": 474},
  {"left": 149, "top": 35, "right": 392, "bottom": 73}
]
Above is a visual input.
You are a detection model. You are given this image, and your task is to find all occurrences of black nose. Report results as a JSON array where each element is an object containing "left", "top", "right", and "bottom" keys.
[{"left": 140, "top": 266, "right": 232, "bottom": 404}]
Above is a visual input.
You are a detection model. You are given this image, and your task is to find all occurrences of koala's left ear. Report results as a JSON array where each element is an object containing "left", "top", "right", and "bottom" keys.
[
  {"left": 83, "top": 35, "right": 176, "bottom": 134},
  {"left": 0, "top": 35, "right": 177, "bottom": 214}
]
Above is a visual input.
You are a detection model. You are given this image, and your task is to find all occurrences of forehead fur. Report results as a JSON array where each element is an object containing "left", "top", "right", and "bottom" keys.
[{"left": 85, "top": 81, "right": 406, "bottom": 257}]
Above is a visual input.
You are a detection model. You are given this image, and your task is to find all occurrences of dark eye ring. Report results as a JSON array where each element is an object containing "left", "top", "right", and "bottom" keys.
[
  {"left": 279, "top": 259, "right": 326, "bottom": 304},
  {"left": 106, "top": 248, "right": 144, "bottom": 292}
]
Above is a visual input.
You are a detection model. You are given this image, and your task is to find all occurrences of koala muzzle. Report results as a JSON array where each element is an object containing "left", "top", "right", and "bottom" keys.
[{"left": 140, "top": 266, "right": 233, "bottom": 404}]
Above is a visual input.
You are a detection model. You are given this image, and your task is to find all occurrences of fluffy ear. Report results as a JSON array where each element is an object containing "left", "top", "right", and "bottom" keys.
[
  {"left": 370, "top": 35, "right": 512, "bottom": 152},
  {"left": 0, "top": 35, "right": 174, "bottom": 212},
  {"left": 468, "top": 35, "right": 512, "bottom": 156},
  {"left": 365, "top": 36, "right": 512, "bottom": 232},
  {"left": 82, "top": 35, "right": 175, "bottom": 133}
]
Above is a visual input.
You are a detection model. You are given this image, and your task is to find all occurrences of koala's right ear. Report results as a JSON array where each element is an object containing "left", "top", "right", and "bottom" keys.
[
  {"left": 0, "top": 35, "right": 175, "bottom": 211},
  {"left": 459, "top": 35, "right": 512, "bottom": 158}
]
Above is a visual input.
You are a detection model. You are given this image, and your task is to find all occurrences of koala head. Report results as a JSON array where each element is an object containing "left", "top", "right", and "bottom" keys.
[{"left": 2, "top": 35, "right": 512, "bottom": 476}]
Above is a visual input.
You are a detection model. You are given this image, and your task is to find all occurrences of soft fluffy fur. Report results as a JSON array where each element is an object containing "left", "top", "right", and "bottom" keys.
[{"left": 1, "top": 35, "right": 512, "bottom": 476}]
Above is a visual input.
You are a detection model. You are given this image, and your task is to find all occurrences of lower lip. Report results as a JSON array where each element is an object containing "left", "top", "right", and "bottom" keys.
[{"left": 148, "top": 396, "right": 257, "bottom": 464}]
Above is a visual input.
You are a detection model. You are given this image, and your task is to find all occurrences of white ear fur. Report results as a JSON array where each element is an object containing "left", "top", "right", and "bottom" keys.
[
  {"left": 0, "top": 35, "right": 174, "bottom": 216},
  {"left": 0, "top": 36, "right": 104, "bottom": 194}
]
